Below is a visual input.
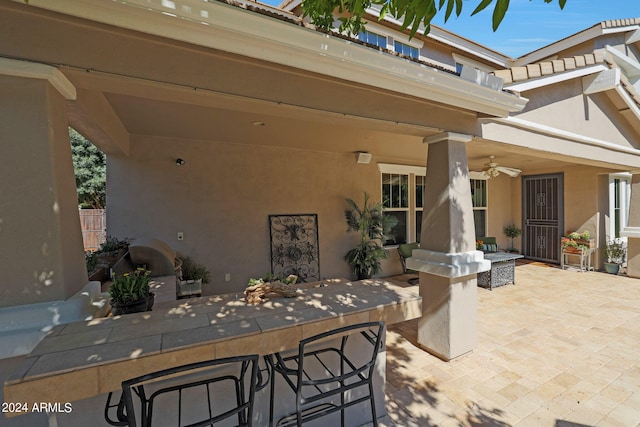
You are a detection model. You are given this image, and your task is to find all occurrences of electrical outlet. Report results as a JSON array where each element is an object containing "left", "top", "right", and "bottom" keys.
[
  {"left": 177, "top": 232, "right": 184, "bottom": 241},
  {"left": 225, "top": 273, "right": 231, "bottom": 282}
]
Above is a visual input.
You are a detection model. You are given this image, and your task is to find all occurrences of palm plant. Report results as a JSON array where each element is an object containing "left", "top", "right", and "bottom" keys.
[{"left": 344, "top": 192, "right": 397, "bottom": 280}]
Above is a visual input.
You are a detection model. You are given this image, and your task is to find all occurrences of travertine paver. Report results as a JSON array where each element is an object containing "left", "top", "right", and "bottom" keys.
[{"left": 379, "top": 262, "right": 640, "bottom": 427}]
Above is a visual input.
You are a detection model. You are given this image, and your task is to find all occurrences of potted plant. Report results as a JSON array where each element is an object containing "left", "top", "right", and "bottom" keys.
[
  {"left": 108, "top": 268, "right": 154, "bottom": 315},
  {"left": 86, "top": 236, "right": 130, "bottom": 283},
  {"left": 562, "top": 231, "right": 593, "bottom": 254},
  {"left": 344, "top": 192, "right": 397, "bottom": 280},
  {"left": 245, "top": 273, "right": 298, "bottom": 304},
  {"left": 175, "top": 256, "right": 211, "bottom": 298},
  {"left": 503, "top": 224, "right": 521, "bottom": 253},
  {"left": 603, "top": 237, "right": 626, "bottom": 274}
]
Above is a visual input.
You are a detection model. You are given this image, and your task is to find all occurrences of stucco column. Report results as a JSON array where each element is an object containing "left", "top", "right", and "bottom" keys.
[
  {"left": 406, "top": 132, "right": 490, "bottom": 361},
  {"left": 0, "top": 58, "right": 88, "bottom": 307},
  {"left": 622, "top": 172, "right": 640, "bottom": 278}
]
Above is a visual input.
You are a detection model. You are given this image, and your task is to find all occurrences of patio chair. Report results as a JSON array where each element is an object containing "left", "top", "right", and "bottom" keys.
[
  {"left": 477, "top": 237, "right": 499, "bottom": 253},
  {"left": 265, "top": 321, "right": 385, "bottom": 427},
  {"left": 397, "top": 242, "right": 420, "bottom": 285},
  {"left": 104, "top": 354, "right": 261, "bottom": 427}
]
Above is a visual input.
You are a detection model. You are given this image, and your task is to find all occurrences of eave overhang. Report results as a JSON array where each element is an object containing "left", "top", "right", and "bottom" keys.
[{"left": 19, "top": 0, "right": 526, "bottom": 117}]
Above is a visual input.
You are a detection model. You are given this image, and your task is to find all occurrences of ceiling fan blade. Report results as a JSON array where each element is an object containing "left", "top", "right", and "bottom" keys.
[{"left": 497, "top": 166, "right": 522, "bottom": 177}]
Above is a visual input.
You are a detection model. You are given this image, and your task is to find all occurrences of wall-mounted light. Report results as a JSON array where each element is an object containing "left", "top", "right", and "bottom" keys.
[
  {"left": 176, "top": 158, "right": 185, "bottom": 166},
  {"left": 356, "top": 152, "right": 372, "bottom": 164}
]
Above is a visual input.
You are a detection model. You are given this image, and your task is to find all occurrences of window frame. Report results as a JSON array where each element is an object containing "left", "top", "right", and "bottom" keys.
[
  {"left": 609, "top": 173, "right": 631, "bottom": 241},
  {"left": 469, "top": 172, "right": 489, "bottom": 238}
]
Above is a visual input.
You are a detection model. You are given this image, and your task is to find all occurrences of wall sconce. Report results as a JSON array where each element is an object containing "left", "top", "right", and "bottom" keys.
[
  {"left": 176, "top": 158, "right": 185, "bottom": 166},
  {"left": 356, "top": 152, "right": 372, "bottom": 164}
]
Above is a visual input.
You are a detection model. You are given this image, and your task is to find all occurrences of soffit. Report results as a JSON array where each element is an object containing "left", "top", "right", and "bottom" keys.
[{"left": 6, "top": 0, "right": 525, "bottom": 117}]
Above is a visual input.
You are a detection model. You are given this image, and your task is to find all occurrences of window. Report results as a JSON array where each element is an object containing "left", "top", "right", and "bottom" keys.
[
  {"left": 382, "top": 173, "right": 409, "bottom": 245},
  {"left": 358, "top": 30, "right": 387, "bottom": 48},
  {"left": 394, "top": 41, "right": 419, "bottom": 59},
  {"left": 380, "top": 165, "right": 488, "bottom": 245},
  {"left": 415, "top": 175, "right": 425, "bottom": 242},
  {"left": 471, "top": 178, "right": 488, "bottom": 238},
  {"left": 379, "top": 164, "right": 426, "bottom": 245},
  {"left": 609, "top": 174, "right": 631, "bottom": 239}
]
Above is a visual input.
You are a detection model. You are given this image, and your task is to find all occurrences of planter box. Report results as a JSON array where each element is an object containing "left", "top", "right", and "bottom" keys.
[
  {"left": 176, "top": 278, "right": 202, "bottom": 298},
  {"left": 575, "top": 238, "right": 596, "bottom": 249},
  {"left": 562, "top": 247, "right": 584, "bottom": 254}
]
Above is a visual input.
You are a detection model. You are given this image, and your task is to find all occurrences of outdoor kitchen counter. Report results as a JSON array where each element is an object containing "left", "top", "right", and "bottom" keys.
[{"left": 4, "top": 278, "right": 421, "bottom": 413}]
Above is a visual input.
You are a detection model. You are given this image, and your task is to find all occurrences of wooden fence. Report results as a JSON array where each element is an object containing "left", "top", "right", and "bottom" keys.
[{"left": 79, "top": 209, "right": 106, "bottom": 252}]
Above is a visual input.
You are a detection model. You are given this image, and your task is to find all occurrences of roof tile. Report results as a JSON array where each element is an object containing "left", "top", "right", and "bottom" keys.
[
  {"left": 526, "top": 64, "right": 542, "bottom": 78},
  {"left": 552, "top": 60, "right": 565, "bottom": 73},
  {"left": 540, "top": 62, "right": 554, "bottom": 75},
  {"left": 563, "top": 57, "right": 577, "bottom": 70},
  {"left": 492, "top": 69, "right": 514, "bottom": 84},
  {"left": 511, "top": 67, "right": 529, "bottom": 81}
]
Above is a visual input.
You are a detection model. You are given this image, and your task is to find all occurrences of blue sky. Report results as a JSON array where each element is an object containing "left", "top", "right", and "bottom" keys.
[
  {"left": 260, "top": 0, "right": 639, "bottom": 57},
  {"left": 430, "top": 0, "right": 640, "bottom": 57}
]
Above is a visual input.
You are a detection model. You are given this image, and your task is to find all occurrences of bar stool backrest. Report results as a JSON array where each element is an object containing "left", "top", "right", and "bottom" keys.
[{"left": 120, "top": 354, "right": 259, "bottom": 427}]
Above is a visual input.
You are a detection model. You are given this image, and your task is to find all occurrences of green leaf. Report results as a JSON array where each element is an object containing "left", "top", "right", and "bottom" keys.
[
  {"left": 558, "top": 0, "right": 567, "bottom": 9},
  {"left": 492, "top": 0, "right": 509, "bottom": 31},
  {"left": 471, "top": 0, "right": 493, "bottom": 16},
  {"left": 444, "top": 0, "right": 454, "bottom": 22}
]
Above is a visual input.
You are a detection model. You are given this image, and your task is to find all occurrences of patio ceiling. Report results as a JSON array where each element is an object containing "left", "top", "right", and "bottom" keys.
[{"left": 0, "top": 0, "right": 628, "bottom": 175}]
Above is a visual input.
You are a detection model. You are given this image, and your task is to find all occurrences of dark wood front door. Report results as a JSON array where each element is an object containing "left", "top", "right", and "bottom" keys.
[{"left": 522, "top": 174, "right": 564, "bottom": 263}]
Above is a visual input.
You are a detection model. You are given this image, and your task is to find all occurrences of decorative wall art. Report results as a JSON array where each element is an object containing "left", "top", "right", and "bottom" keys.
[{"left": 269, "top": 214, "right": 319, "bottom": 282}]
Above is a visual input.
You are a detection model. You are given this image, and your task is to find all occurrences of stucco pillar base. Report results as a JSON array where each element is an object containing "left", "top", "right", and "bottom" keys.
[
  {"left": 408, "top": 248, "right": 488, "bottom": 361},
  {"left": 416, "top": 271, "right": 478, "bottom": 361}
]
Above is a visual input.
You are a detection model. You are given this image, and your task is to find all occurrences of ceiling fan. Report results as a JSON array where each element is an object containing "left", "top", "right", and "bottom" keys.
[{"left": 481, "top": 155, "right": 522, "bottom": 178}]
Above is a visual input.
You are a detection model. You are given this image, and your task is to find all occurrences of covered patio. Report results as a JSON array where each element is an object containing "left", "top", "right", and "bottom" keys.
[
  {"left": 382, "top": 262, "right": 640, "bottom": 426},
  {"left": 2, "top": 262, "right": 638, "bottom": 426}
]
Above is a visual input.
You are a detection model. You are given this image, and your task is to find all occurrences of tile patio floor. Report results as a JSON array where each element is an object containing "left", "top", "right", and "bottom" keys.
[{"left": 379, "top": 261, "right": 640, "bottom": 427}]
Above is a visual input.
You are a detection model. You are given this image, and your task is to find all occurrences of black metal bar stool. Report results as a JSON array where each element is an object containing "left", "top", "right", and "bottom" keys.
[
  {"left": 104, "top": 354, "right": 262, "bottom": 427},
  {"left": 266, "top": 321, "right": 385, "bottom": 427}
]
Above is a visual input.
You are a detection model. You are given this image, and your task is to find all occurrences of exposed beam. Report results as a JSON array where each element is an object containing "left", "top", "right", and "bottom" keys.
[{"left": 582, "top": 68, "right": 620, "bottom": 95}]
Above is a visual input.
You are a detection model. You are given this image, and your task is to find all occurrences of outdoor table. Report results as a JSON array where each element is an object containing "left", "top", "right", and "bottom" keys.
[
  {"left": 477, "top": 252, "right": 524, "bottom": 290},
  {"left": 4, "top": 278, "right": 421, "bottom": 424}
]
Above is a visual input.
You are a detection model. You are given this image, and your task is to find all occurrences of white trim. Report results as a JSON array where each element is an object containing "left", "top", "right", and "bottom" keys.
[
  {"left": 378, "top": 163, "right": 426, "bottom": 175},
  {"left": 515, "top": 24, "right": 640, "bottom": 66},
  {"left": 24, "top": 0, "right": 526, "bottom": 117},
  {"left": 423, "top": 132, "right": 473, "bottom": 145},
  {"left": 615, "top": 86, "right": 640, "bottom": 123},
  {"left": 406, "top": 249, "right": 490, "bottom": 278},
  {"left": 488, "top": 117, "right": 640, "bottom": 156},
  {"left": 452, "top": 53, "right": 494, "bottom": 73},
  {"left": 609, "top": 174, "right": 632, "bottom": 241},
  {"left": 469, "top": 171, "right": 488, "bottom": 180},
  {"left": 0, "top": 57, "right": 76, "bottom": 100},
  {"left": 621, "top": 226, "right": 640, "bottom": 238},
  {"left": 606, "top": 46, "right": 640, "bottom": 79},
  {"left": 513, "top": 26, "right": 604, "bottom": 66},
  {"left": 360, "top": 21, "right": 423, "bottom": 49},
  {"left": 504, "top": 65, "right": 609, "bottom": 93}
]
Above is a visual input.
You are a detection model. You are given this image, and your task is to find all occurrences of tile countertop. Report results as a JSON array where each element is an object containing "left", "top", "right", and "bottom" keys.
[{"left": 4, "top": 278, "right": 421, "bottom": 410}]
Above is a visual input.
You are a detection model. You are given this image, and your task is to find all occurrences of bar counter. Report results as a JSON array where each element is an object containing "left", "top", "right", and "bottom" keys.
[{"left": 4, "top": 277, "right": 421, "bottom": 413}]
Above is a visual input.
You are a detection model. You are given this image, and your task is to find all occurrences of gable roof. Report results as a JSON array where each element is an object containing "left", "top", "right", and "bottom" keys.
[{"left": 513, "top": 17, "right": 640, "bottom": 65}]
